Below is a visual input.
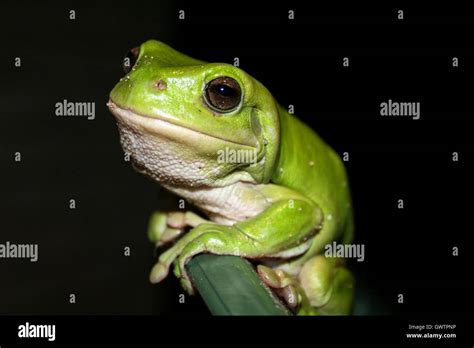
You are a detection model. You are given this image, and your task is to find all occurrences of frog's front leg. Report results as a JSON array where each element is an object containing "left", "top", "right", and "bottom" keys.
[
  {"left": 147, "top": 211, "right": 210, "bottom": 247},
  {"left": 150, "top": 198, "right": 322, "bottom": 294}
]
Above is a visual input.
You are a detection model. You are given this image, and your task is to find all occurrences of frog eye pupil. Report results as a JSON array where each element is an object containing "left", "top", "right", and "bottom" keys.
[
  {"left": 204, "top": 77, "right": 242, "bottom": 112},
  {"left": 216, "top": 85, "right": 235, "bottom": 97}
]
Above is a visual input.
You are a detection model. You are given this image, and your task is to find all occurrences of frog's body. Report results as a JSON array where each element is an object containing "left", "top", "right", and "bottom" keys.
[
  {"left": 273, "top": 108, "right": 354, "bottom": 266},
  {"left": 108, "top": 40, "right": 354, "bottom": 315}
]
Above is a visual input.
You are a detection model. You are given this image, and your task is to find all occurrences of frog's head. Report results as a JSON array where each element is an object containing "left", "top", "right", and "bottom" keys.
[{"left": 108, "top": 40, "right": 280, "bottom": 188}]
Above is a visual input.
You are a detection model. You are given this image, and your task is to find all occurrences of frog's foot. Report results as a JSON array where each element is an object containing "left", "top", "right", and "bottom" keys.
[
  {"left": 149, "top": 223, "right": 227, "bottom": 293},
  {"left": 147, "top": 211, "right": 209, "bottom": 247},
  {"left": 150, "top": 223, "right": 258, "bottom": 295},
  {"left": 297, "top": 255, "right": 355, "bottom": 315},
  {"left": 150, "top": 197, "right": 322, "bottom": 295},
  {"left": 257, "top": 265, "right": 301, "bottom": 309}
]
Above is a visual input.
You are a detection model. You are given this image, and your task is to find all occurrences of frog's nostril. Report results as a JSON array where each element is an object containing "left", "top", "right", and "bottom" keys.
[{"left": 155, "top": 80, "right": 167, "bottom": 90}]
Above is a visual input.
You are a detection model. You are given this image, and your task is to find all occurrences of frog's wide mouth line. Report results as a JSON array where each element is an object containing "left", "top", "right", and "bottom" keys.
[{"left": 107, "top": 100, "right": 256, "bottom": 148}]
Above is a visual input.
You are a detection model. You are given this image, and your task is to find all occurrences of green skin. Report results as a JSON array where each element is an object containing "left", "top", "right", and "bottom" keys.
[{"left": 108, "top": 40, "right": 355, "bottom": 315}]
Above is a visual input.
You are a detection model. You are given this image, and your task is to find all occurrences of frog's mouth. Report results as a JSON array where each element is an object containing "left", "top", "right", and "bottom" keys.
[{"left": 107, "top": 100, "right": 257, "bottom": 149}]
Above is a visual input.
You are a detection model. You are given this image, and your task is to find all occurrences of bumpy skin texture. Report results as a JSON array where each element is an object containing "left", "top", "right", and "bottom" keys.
[{"left": 108, "top": 40, "right": 355, "bottom": 315}]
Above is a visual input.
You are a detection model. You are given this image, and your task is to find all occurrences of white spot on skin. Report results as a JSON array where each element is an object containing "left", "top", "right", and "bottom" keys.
[
  {"left": 309, "top": 161, "right": 314, "bottom": 166},
  {"left": 327, "top": 213, "right": 333, "bottom": 221}
]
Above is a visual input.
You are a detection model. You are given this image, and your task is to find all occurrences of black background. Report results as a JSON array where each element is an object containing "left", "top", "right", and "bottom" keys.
[{"left": 0, "top": 0, "right": 473, "bottom": 343}]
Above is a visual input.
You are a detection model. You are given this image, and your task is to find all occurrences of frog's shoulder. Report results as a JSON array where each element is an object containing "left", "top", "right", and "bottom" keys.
[{"left": 271, "top": 109, "right": 348, "bottom": 206}]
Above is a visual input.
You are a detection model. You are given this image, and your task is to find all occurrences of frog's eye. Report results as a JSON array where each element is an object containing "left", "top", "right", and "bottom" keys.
[
  {"left": 204, "top": 76, "right": 242, "bottom": 112},
  {"left": 123, "top": 47, "right": 139, "bottom": 74}
]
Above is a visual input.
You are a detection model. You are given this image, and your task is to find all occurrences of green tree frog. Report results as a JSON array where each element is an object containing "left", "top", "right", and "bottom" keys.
[{"left": 108, "top": 40, "right": 355, "bottom": 315}]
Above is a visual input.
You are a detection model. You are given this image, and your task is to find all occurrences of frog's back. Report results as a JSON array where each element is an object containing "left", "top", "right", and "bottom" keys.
[{"left": 271, "top": 107, "right": 353, "bottom": 247}]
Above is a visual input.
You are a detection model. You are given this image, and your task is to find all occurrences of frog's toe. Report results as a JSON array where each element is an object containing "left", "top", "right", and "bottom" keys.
[
  {"left": 148, "top": 211, "right": 187, "bottom": 247},
  {"left": 173, "top": 263, "right": 195, "bottom": 295},
  {"left": 257, "top": 265, "right": 282, "bottom": 288},
  {"left": 257, "top": 265, "right": 294, "bottom": 288},
  {"left": 257, "top": 265, "right": 303, "bottom": 309},
  {"left": 147, "top": 211, "right": 168, "bottom": 243},
  {"left": 156, "top": 227, "right": 184, "bottom": 247},
  {"left": 279, "top": 284, "right": 299, "bottom": 309},
  {"left": 149, "top": 262, "right": 169, "bottom": 284},
  {"left": 166, "top": 212, "right": 186, "bottom": 229},
  {"left": 179, "top": 277, "right": 195, "bottom": 295}
]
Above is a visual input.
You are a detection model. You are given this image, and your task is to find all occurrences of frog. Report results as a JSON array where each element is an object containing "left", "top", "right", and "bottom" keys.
[{"left": 107, "top": 40, "right": 355, "bottom": 315}]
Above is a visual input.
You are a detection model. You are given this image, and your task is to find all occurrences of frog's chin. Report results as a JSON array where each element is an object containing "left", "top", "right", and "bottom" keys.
[
  {"left": 107, "top": 100, "right": 260, "bottom": 187},
  {"left": 107, "top": 100, "right": 254, "bottom": 149}
]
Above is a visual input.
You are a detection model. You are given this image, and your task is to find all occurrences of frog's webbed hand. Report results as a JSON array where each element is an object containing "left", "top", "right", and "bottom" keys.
[
  {"left": 147, "top": 211, "right": 210, "bottom": 247},
  {"left": 149, "top": 198, "right": 322, "bottom": 295}
]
